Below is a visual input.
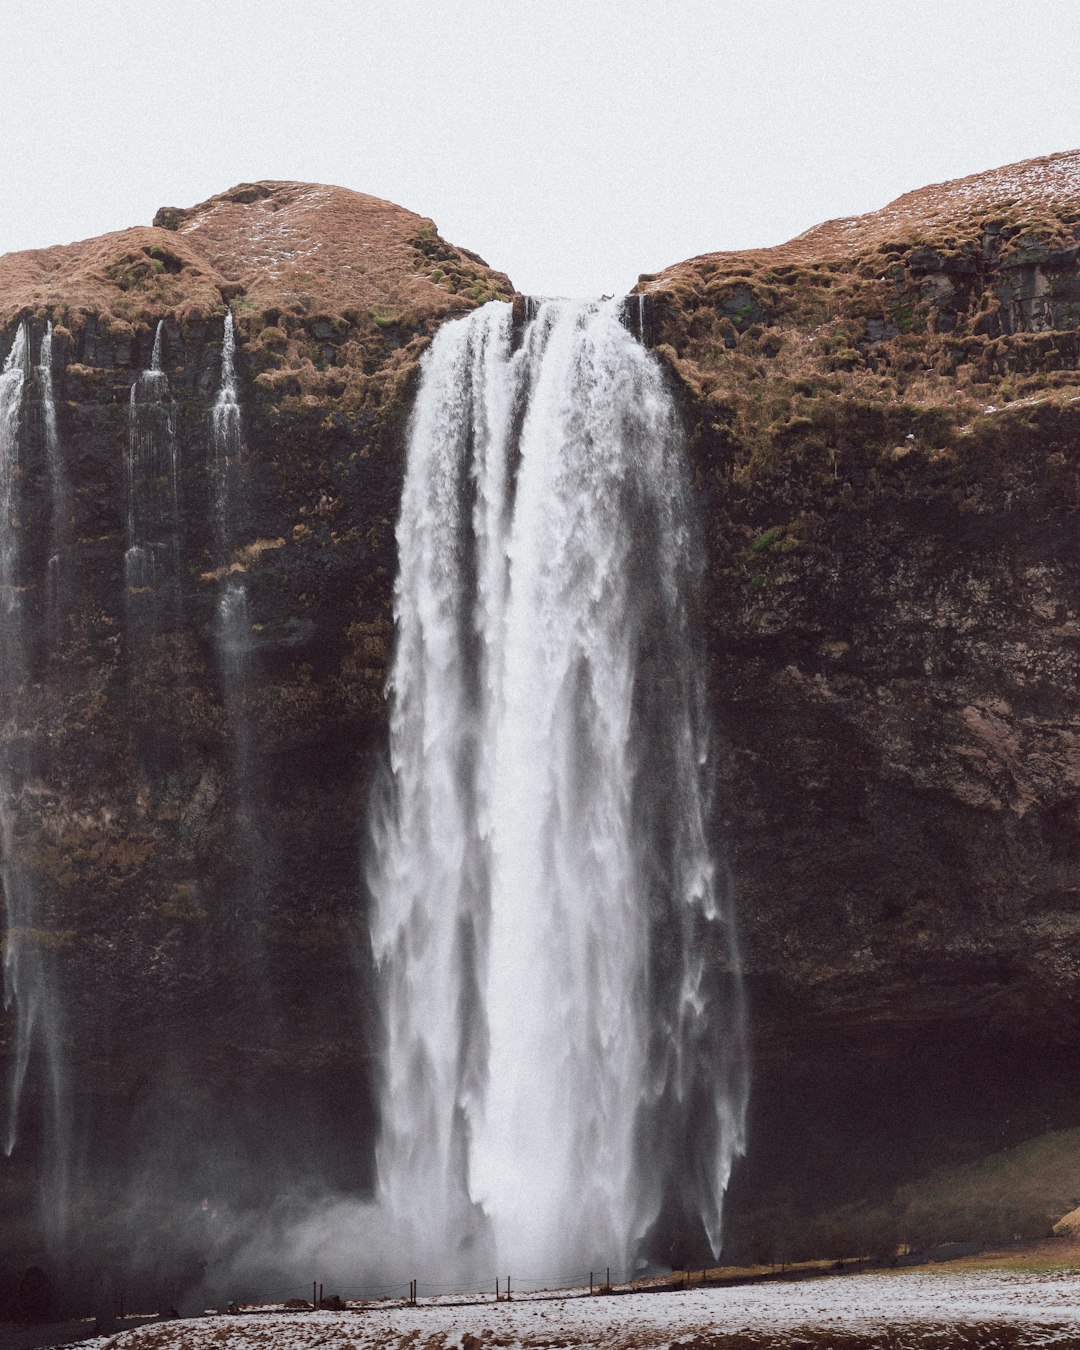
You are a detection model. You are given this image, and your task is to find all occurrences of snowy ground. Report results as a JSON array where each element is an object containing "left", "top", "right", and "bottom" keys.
[{"left": 62, "top": 1267, "right": 1080, "bottom": 1348}]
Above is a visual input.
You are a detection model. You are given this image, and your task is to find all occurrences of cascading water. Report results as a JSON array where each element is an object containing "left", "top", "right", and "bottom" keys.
[
  {"left": 370, "top": 298, "right": 748, "bottom": 1281},
  {"left": 125, "top": 320, "right": 180, "bottom": 631},
  {"left": 212, "top": 311, "right": 250, "bottom": 668},
  {"left": 211, "top": 314, "right": 241, "bottom": 541},
  {"left": 210, "top": 312, "right": 261, "bottom": 920},
  {"left": 39, "top": 322, "right": 72, "bottom": 631},
  {"left": 1, "top": 325, "right": 69, "bottom": 1240},
  {"left": 1, "top": 324, "right": 31, "bottom": 1155}
]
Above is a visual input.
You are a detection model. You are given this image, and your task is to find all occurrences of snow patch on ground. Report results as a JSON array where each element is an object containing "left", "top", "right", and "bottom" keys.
[{"left": 69, "top": 1269, "right": 1080, "bottom": 1349}]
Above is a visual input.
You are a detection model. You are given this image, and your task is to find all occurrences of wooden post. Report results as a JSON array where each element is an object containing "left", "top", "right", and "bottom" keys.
[
  {"left": 319, "top": 1282, "right": 323, "bottom": 1306},
  {"left": 313, "top": 1281, "right": 317, "bottom": 1307},
  {"left": 495, "top": 1278, "right": 499, "bottom": 1301},
  {"left": 506, "top": 1275, "right": 510, "bottom": 1301},
  {"left": 589, "top": 1271, "right": 593, "bottom": 1295},
  {"left": 119, "top": 1293, "right": 124, "bottom": 1322},
  {"left": 606, "top": 1267, "right": 610, "bottom": 1291}
]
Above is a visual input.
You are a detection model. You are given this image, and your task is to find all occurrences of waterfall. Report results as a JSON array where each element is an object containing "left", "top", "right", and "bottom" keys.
[
  {"left": 210, "top": 311, "right": 260, "bottom": 918},
  {"left": 39, "top": 323, "right": 72, "bottom": 630},
  {"left": 125, "top": 320, "right": 179, "bottom": 628},
  {"left": 370, "top": 298, "right": 747, "bottom": 1281},
  {"left": 0, "top": 325, "right": 70, "bottom": 1240},
  {"left": 212, "top": 312, "right": 249, "bottom": 663},
  {"left": 1, "top": 324, "right": 30, "bottom": 1156},
  {"left": 212, "top": 311, "right": 242, "bottom": 553}
]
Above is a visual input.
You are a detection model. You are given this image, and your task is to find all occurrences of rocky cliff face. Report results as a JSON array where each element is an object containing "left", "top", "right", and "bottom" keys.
[
  {"left": 640, "top": 150, "right": 1080, "bottom": 1256},
  {"left": 1, "top": 156, "right": 1079, "bottom": 1298}
]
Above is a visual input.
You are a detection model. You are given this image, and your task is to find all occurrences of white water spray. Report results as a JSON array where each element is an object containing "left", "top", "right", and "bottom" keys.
[
  {"left": 0, "top": 325, "right": 30, "bottom": 1156},
  {"left": 212, "top": 312, "right": 241, "bottom": 547},
  {"left": 0, "top": 325, "right": 70, "bottom": 1242},
  {"left": 125, "top": 320, "right": 179, "bottom": 610},
  {"left": 210, "top": 311, "right": 265, "bottom": 928},
  {"left": 39, "top": 323, "right": 72, "bottom": 626},
  {"left": 370, "top": 299, "right": 747, "bottom": 1281},
  {"left": 212, "top": 311, "right": 251, "bottom": 672}
]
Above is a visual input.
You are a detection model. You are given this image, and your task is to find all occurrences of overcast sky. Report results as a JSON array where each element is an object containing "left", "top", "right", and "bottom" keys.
[{"left": 1, "top": 0, "right": 1079, "bottom": 297}]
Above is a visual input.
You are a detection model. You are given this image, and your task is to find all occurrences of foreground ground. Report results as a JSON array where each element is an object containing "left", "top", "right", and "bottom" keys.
[{"left": 46, "top": 1265, "right": 1080, "bottom": 1350}]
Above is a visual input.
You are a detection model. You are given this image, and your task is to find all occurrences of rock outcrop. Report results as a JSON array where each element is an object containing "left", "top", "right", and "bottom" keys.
[{"left": 2, "top": 155, "right": 1080, "bottom": 1297}]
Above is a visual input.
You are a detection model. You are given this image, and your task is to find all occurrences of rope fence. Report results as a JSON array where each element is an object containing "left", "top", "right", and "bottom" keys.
[{"left": 217, "top": 1263, "right": 653, "bottom": 1315}]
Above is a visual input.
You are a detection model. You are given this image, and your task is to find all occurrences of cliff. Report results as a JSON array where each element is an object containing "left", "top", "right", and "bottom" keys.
[
  {"left": 640, "top": 149, "right": 1080, "bottom": 1255},
  {"left": 2, "top": 155, "right": 1080, "bottom": 1296},
  {"left": 0, "top": 182, "right": 512, "bottom": 1300}
]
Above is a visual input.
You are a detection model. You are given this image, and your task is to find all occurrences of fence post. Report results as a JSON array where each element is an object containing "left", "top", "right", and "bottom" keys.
[
  {"left": 606, "top": 1267, "right": 610, "bottom": 1291},
  {"left": 590, "top": 1271, "right": 593, "bottom": 1295},
  {"left": 312, "top": 1281, "right": 317, "bottom": 1307}
]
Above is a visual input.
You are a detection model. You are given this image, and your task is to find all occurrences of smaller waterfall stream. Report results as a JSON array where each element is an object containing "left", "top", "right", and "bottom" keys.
[
  {"left": 1, "top": 325, "right": 31, "bottom": 1157},
  {"left": 1, "top": 325, "right": 70, "bottom": 1242},
  {"left": 212, "top": 312, "right": 251, "bottom": 670},
  {"left": 209, "top": 315, "right": 248, "bottom": 680},
  {"left": 210, "top": 312, "right": 263, "bottom": 926},
  {"left": 39, "top": 323, "right": 72, "bottom": 633},
  {"left": 211, "top": 313, "right": 241, "bottom": 531},
  {"left": 125, "top": 321, "right": 180, "bottom": 630}
]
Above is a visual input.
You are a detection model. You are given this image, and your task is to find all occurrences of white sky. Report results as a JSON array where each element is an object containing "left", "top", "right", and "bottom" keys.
[{"left": 1, "top": 0, "right": 1079, "bottom": 298}]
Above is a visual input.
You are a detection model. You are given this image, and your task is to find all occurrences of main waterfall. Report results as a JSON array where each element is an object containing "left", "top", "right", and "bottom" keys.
[{"left": 370, "top": 298, "right": 748, "bottom": 1282}]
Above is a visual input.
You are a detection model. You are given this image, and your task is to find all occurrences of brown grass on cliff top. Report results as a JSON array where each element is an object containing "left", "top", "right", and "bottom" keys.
[
  {"left": 0, "top": 225, "right": 228, "bottom": 329},
  {"left": 166, "top": 180, "right": 513, "bottom": 320},
  {"left": 788, "top": 147, "right": 1080, "bottom": 261},
  {"left": 0, "top": 180, "right": 513, "bottom": 333},
  {"left": 649, "top": 148, "right": 1080, "bottom": 285},
  {"left": 642, "top": 149, "right": 1080, "bottom": 476}
]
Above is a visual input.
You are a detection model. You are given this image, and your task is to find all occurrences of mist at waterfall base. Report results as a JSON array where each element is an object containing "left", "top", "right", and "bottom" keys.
[{"left": 0, "top": 299, "right": 745, "bottom": 1310}]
